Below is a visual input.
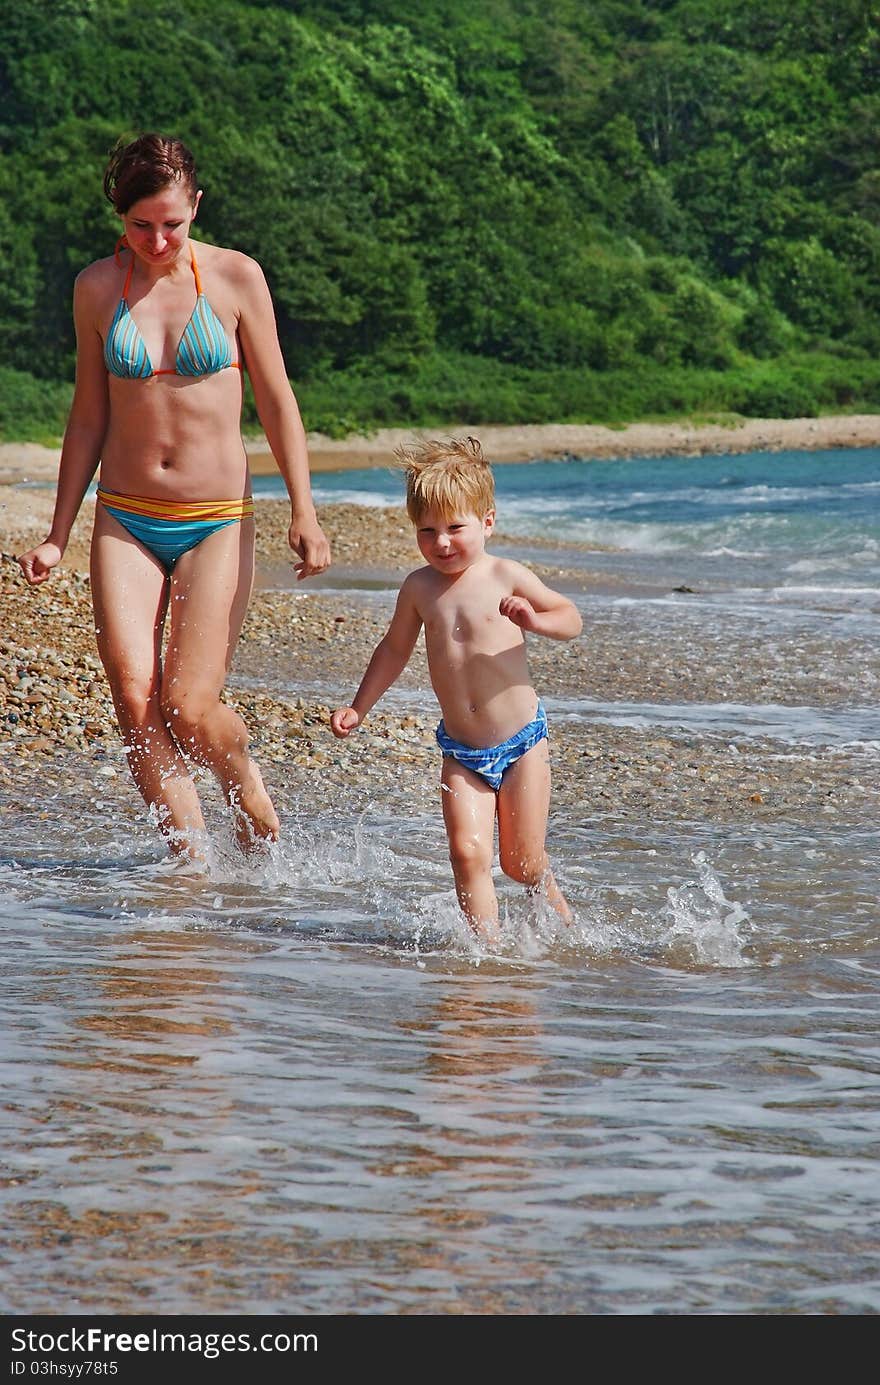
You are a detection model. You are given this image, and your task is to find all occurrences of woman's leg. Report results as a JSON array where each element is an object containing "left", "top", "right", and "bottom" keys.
[
  {"left": 160, "top": 516, "right": 279, "bottom": 848},
  {"left": 90, "top": 506, "right": 206, "bottom": 854},
  {"left": 440, "top": 756, "right": 500, "bottom": 939},
  {"left": 496, "top": 740, "right": 572, "bottom": 924}
]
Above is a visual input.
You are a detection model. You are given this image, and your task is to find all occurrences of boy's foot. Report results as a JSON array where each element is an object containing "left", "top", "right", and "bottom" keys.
[
  {"left": 554, "top": 895, "right": 575, "bottom": 927},
  {"left": 476, "top": 926, "right": 502, "bottom": 947},
  {"left": 528, "top": 873, "right": 574, "bottom": 927},
  {"left": 465, "top": 915, "right": 502, "bottom": 947}
]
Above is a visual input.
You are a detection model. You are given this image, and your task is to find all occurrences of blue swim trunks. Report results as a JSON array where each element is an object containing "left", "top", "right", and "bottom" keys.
[{"left": 436, "top": 701, "right": 548, "bottom": 791}]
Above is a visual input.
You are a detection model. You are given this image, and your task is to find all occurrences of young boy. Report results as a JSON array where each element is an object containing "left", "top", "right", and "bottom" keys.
[{"left": 330, "top": 437, "right": 583, "bottom": 941}]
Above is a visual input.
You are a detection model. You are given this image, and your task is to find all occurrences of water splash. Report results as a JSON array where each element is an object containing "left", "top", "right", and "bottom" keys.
[
  {"left": 175, "top": 816, "right": 754, "bottom": 971},
  {"left": 652, "top": 851, "right": 753, "bottom": 967}
]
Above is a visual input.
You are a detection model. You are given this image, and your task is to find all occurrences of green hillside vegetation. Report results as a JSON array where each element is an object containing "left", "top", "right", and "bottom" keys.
[{"left": 2, "top": 0, "right": 879, "bottom": 440}]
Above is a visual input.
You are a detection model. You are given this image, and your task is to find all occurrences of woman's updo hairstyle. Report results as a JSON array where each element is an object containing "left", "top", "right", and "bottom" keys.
[{"left": 103, "top": 133, "right": 199, "bottom": 214}]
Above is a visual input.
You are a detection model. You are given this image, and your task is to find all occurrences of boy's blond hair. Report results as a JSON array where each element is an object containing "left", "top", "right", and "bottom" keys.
[{"left": 395, "top": 436, "right": 495, "bottom": 524}]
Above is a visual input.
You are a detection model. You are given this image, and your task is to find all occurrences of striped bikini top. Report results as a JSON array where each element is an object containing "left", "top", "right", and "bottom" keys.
[{"left": 104, "top": 245, "right": 240, "bottom": 380}]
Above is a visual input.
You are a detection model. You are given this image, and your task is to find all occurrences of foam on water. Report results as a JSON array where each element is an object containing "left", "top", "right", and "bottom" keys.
[{"left": 0, "top": 796, "right": 759, "bottom": 975}]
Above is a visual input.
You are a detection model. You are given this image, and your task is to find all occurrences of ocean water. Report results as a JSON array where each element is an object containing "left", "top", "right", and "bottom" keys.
[{"left": 3, "top": 447, "right": 879, "bottom": 1316}]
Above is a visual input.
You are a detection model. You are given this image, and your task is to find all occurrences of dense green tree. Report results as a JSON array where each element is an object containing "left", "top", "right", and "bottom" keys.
[{"left": 1, "top": 0, "right": 878, "bottom": 436}]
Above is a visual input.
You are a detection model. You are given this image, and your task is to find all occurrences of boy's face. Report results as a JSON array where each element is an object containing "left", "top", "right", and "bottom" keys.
[{"left": 415, "top": 505, "right": 495, "bottom": 575}]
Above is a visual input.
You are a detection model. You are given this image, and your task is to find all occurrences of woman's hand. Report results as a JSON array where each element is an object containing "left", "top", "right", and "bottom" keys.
[
  {"left": 288, "top": 514, "right": 331, "bottom": 580},
  {"left": 18, "top": 541, "right": 63, "bottom": 586}
]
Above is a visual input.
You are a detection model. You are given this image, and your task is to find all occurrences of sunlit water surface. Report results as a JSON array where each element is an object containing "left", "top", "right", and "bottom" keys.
[{"left": 3, "top": 796, "right": 878, "bottom": 1316}]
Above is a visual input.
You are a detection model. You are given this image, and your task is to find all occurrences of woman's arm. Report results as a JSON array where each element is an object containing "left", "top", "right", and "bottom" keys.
[
  {"left": 18, "top": 271, "right": 109, "bottom": 585},
  {"left": 235, "top": 255, "right": 330, "bottom": 580}
]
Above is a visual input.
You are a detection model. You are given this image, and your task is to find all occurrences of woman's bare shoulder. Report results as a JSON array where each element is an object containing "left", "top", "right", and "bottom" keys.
[
  {"left": 76, "top": 254, "right": 118, "bottom": 286},
  {"left": 195, "top": 240, "right": 265, "bottom": 286},
  {"left": 74, "top": 255, "right": 120, "bottom": 309}
]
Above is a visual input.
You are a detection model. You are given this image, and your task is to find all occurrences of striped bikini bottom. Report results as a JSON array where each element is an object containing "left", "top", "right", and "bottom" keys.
[
  {"left": 436, "top": 701, "right": 548, "bottom": 791},
  {"left": 96, "top": 487, "right": 254, "bottom": 572}
]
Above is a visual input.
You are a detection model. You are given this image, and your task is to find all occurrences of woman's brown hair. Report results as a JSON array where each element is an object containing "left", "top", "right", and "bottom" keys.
[{"left": 103, "top": 133, "right": 198, "bottom": 214}]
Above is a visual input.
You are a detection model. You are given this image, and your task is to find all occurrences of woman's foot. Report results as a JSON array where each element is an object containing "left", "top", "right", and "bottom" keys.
[{"left": 228, "top": 761, "right": 280, "bottom": 853}]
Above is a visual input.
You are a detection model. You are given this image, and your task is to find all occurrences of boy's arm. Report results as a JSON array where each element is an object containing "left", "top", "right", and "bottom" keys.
[
  {"left": 499, "top": 561, "right": 583, "bottom": 640},
  {"left": 330, "top": 578, "right": 424, "bottom": 737}
]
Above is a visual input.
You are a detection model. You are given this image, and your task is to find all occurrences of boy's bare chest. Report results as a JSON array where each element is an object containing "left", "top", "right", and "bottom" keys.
[{"left": 422, "top": 574, "right": 512, "bottom": 644}]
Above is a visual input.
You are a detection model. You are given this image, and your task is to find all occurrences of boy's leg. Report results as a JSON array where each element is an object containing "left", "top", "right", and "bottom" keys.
[
  {"left": 497, "top": 739, "right": 573, "bottom": 925},
  {"left": 90, "top": 506, "right": 207, "bottom": 856},
  {"left": 161, "top": 517, "right": 279, "bottom": 849},
  {"left": 440, "top": 756, "right": 500, "bottom": 940}
]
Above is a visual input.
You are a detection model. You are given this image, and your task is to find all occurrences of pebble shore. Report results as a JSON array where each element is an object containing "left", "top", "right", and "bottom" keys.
[{"left": 1, "top": 484, "right": 876, "bottom": 839}]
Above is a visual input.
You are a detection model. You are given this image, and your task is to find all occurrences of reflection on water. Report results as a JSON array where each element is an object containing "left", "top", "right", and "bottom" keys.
[{"left": 2, "top": 790, "right": 879, "bottom": 1315}]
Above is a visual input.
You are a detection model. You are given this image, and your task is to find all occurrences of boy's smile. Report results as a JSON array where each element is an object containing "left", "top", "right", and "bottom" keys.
[{"left": 416, "top": 507, "right": 495, "bottom": 575}]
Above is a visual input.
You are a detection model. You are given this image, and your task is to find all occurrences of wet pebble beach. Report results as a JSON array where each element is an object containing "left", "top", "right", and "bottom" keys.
[{"left": 1, "top": 489, "right": 876, "bottom": 831}]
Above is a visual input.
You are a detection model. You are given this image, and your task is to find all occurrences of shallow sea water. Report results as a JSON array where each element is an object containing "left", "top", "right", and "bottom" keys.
[{"left": 2, "top": 787, "right": 879, "bottom": 1316}]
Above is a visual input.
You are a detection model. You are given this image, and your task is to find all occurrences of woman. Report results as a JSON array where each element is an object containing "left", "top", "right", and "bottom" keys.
[{"left": 18, "top": 133, "right": 331, "bottom": 858}]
